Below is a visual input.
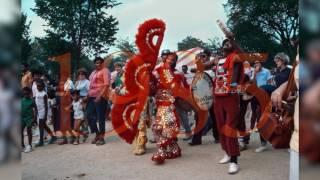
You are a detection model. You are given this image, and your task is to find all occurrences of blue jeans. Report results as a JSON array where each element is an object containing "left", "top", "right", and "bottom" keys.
[{"left": 87, "top": 97, "right": 108, "bottom": 135}]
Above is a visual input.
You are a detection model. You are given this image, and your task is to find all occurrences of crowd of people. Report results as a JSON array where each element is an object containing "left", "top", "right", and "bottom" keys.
[{"left": 20, "top": 38, "right": 299, "bottom": 177}]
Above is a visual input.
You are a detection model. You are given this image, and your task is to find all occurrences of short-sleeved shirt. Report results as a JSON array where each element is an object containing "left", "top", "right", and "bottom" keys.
[
  {"left": 274, "top": 67, "right": 291, "bottom": 88},
  {"left": 64, "top": 79, "right": 75, "bottom": 92},
  {"left": 32, "top": 82, "right": 38, "bottom": 97},
  {"left": 35, "top": 91, "right": 47, "bottom": 119},
  {"left": 75, "top": 79, "right": 90, "bottom": 97},
  {"left": 89, "top": 68, "right": 110, "bottom": 98},
  {"left": 72, "top": 99, "right": 84, "bottom": 119},
  {"left": 21, "top": 97, "right": 34, "bottom": 126},
  {"left": 183, "top": 72, "right": 194, "bottom": 85},
  {"left": 254, "top": 68, "right": 272, "bottom": 87}
]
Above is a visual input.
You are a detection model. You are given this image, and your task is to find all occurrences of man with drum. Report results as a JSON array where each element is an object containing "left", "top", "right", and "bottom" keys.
[
  {"left": 189, "top": 49, "right": 219, "bottom": 146},
  {"left": 199, "top": 40, "right": 243, "bottom": 174}
]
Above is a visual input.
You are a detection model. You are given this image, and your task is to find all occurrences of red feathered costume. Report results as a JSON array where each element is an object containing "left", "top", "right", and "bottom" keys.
[{"left": 111, "top": 19, "right": 208, "bottom": 164}]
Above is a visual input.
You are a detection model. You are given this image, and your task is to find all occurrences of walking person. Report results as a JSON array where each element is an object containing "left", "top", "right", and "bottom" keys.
[
  {"left": 200, "top": 40, "right": 243, "bottom": 174},
  {"left": 21, "top": 87, "right": 35, "bottom": 153},
  {"left": 34, "top": 80, "right": 57, "bottom": 147},
  {"left": 65, "top": 90, "right": 86, "bottom": 145}
]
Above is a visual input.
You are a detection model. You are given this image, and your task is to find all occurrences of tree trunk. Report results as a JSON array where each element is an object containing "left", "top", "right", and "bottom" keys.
[{"left": 72, "top": 46, "right": 81, "bottom": 78}]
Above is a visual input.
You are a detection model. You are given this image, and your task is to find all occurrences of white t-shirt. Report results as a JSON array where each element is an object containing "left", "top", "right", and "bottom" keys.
[
  {"left": 73, "top": 99, "right": 84, "bottom": 120},
  {"left": 35, "top": 91, "right": 47, "bottom": 119},
  {"left": 183, "top": 73, "right": 194, "bottom": 85},
  {"left": 32, "top": 82, "right": 38, "bottom": 97}
]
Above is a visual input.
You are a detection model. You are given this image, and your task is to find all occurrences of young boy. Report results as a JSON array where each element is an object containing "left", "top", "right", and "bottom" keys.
[
  {"left": 21, "top": 87, "right": 35, "bottom": 153},
  {"left": 34, "top": 80, "right": 57, "bottom": 147}
]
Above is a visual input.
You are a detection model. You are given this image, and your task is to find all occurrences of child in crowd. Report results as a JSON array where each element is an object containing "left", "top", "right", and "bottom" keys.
[
  {"left": 65, "top": 90, "right": 86, "bottom": 145},
  {"left": 34, "top": 80, "right": 57, "bottom": 147},
  {"left": 48, "top": 89, "right": 58, "bottom": 134},
  {"left": 21, "top": 87, "right": 35, "bottom": 153}
]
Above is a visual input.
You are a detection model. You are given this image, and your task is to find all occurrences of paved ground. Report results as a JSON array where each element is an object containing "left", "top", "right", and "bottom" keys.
[{"left": 22, "top": 122, "right": 289, "bottom": 180}]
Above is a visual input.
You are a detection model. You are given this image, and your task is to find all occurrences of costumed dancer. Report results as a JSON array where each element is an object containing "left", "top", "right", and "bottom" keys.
[
  {"left": 111, "top": 19, "right": 207, "bottom": 164},
  {"left": 200, "top": 38, "right": 244, "bottom": 174},
  {"left": 111, "top": 19, "right": 167, "bottom": 159},
  {"left": 214, "top": 39, "right": 244, "bottom": 174},
  {"left": 151, "top": 52, "right": 184, "bottom": 164},
  {"left": 132, "top": 99, "right": 150, "bottom": 155}
]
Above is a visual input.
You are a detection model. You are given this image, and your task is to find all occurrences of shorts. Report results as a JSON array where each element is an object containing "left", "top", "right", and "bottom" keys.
[{"left": 22, "top": 118, "right": 33, "bottom": 128}]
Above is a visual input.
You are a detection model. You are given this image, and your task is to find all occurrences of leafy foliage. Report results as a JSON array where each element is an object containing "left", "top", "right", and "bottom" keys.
[
  {"left": 177, "top": 36, "right": 207, "bottom": 51},
  {"left": 115, "top": 38, "right": 137, "bottom": 61},
  {"left": 32, "top": 0, "right": 120, "bottom": 70},
  {"left": 224, "top": 0, "right": 299, "bottom": 60},
  {"left": 21, "top": 13, "right": 32, "bottom": 65},
  {"left": 177, "top": 36, "right": 222, "bottom": 55}
]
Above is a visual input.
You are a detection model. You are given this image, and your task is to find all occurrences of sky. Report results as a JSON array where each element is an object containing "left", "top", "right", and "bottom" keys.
[
  {"left": 22, "top": 0, "right": 228, "bottom": 53},
  {"left": 0, "top": 0, "right": 18, "bottom": 24}
]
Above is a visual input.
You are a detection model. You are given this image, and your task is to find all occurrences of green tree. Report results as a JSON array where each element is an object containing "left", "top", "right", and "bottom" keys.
[
  {"left": 177, "top": 36, "right": 207, "bottom": 51},
  {"left": 229, "top": 21, "right": 283, "bottom": 68},
  {"left": 33, "top": 0, "right": 120, "bottom": 71},
  {"left": 20, "top": 13, "right": 32, "bottom": 65},
  {"left": 116, "top": 38, "right": 137, "bottom": 62},
  {"left": 115, "top": 38, "right": 137, "bottom": 61},
  {"left": 205, "top": 37, "right": 223, "bottom": 55},
  {"left": 177, "top": 36, "right": 222, "bottom": 56},
  {"left": 29, "top": 33, "right": 74, "bottom": 77},
  {"left": 224, "top": 0, "right": 299, "bottom": 58},
  {"left": 29, "top": 34, "right": 94, "bottom": 79}
]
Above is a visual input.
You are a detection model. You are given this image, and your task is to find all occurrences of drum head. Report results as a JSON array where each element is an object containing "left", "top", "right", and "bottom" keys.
[{"left": 191, "top": 72, "right": 214, "bottom": 111}]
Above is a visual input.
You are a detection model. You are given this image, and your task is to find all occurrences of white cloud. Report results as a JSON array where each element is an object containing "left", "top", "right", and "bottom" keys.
[
  {"left": 22, "top": 0, "right": 47, "bottom": 38},
  {"left": 29, "top": 16, "right": 47, "bottom": 38},
  {"left": 109, "top": 0, "right": 228, "bottom": 51}
]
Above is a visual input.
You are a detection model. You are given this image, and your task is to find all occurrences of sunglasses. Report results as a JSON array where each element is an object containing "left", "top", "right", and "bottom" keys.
[{"left": 197, "top": 54, "right": 207, "bottom": 59}]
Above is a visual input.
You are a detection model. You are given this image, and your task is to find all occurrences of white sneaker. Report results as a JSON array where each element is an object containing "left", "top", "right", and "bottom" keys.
[
  {"left": 255, "top": 145, "right": 267, "bottom": 153},
  {"left": 24, "top": 145, "right": 32, "bottom": 153},
  {"left": 228, "top": 163, "right": 239, "bottom": 174},
  {"left": 219, "top": 154, "right": 231, "bottom": 164}
]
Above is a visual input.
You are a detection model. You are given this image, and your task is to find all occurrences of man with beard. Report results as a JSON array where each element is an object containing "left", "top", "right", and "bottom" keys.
[{"left": 201, "top": 39, "right": 243, "bottom": 174}]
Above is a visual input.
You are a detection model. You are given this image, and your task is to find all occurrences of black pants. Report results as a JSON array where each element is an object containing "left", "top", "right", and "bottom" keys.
[
  {"left": 191, "top": 106, "right": 219, "bottom": 143},
  {"left": 239, "top": 97, "right": 266, "bottom": 145}
]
